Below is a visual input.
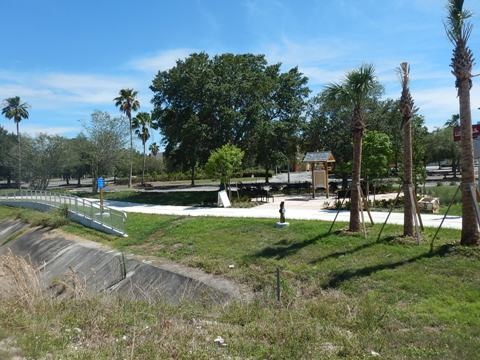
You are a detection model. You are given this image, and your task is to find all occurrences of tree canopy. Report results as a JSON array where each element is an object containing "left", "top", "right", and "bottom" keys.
[{"left": 150, "top": 52, "right": 309, "bottom": 184}]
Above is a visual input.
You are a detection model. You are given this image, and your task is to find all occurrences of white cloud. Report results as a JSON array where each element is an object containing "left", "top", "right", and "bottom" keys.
[
  {"left": 1, "top": 123, "right": 81, "bottom": 137},
  {"left": 404, "top": 86, "right": 480, "bottom": 128},
  {"left": 263, "top": 37, "right": 349, "bottom": 69},
  {"left": 300, "top": 66, "right": 346, "bottom": 85},
  {"left": 128, "top": 48, "right": 197, "bottom": 73},
  {"left": 0, "top": 70, "right": 142, "bottom": 110}
]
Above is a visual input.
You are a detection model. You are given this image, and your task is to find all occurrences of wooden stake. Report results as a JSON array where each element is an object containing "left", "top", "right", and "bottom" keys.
[
  {"left": 430, "top": 185, "right": 460, "bottom": 251},
  {"left": 413, "top": 188, "right": 424, "bottom": 230},
  {"left": 328, "top": 187, "right": 350, "bottom": 234},
  {"left": 377, "top": 186, "right": 402, "bottom": 242},
  {"left": 358, "top": 184, "right": 367, "bottom": 238},
  {"left": 409, "top": 185, "right": 421, "bottom": 244},
  {"left": 360, "top": 185, "right": 374, "bottom": 225},
  {"left": 468, "top": 183, "right": 480, "bottom": 230}
]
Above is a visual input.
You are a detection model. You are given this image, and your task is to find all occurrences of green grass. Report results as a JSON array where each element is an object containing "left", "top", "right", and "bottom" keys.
[
  {"left": 1, "top": 205, "right": 480, "bottom": 359},
  {"left": 75, "top": 190, "right": 218, "bottom": 206},
  {"left": 74, "top": 189, "right": 257, "bottom": 208},
  {"left": 0, "top": 205, "right": 69, "bottom": 229}
]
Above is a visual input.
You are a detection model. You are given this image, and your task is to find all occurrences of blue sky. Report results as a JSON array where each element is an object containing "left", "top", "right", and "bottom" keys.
[{"left": 1, "top": 0, "right": 480, "bottom": 148}]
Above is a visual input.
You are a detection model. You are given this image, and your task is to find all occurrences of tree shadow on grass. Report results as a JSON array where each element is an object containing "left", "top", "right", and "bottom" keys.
[
  {"left": 308, "top": 236, "right": 395, "bottom": 265},
  {"left": 324, "top": 244, "right": 453, "bottom": 289},
  {"left": 253, "top": 231, "right": 339, "bottom": 260}
]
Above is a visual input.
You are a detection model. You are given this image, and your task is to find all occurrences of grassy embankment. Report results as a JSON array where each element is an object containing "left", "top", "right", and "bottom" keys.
[{"left": 0, "top": 205, "right": 479, "bottom": 359}]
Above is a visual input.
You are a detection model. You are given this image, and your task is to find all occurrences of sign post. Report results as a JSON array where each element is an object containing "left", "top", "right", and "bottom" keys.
[{"left": 97, "top": 177, "right": 105, "bottom": 212}]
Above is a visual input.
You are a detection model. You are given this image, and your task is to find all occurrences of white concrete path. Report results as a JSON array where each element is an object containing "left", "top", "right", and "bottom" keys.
[{"left": 100, "top": 194, "right": 463, "bottom": 230}]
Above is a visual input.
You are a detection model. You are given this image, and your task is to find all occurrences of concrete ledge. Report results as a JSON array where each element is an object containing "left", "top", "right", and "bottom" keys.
[{"left": 0, "top": 219, "right": 28, "bottom": 245}]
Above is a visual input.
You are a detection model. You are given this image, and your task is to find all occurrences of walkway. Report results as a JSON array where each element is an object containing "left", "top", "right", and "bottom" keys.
[{"left": 101, "top": 194, "right": 462, "bottom": 230}]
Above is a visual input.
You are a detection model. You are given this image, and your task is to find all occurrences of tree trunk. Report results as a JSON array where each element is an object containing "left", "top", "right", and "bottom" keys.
[
  {"left": 142, "top": 141, "right": 146, "bottom": 186},
  {"left": 403, "top": 119, "right": 415, "bottom": 237},
  {"left": 349, "top": 129, "right": 362, "bottom": 232},
  {"left": 16, "top": 122, "right": 21, "bottom": 190},
  {"left": 458, "top": 79, "right": 480, "bottom": 245},
  {"left": 190, "top": 165, "right": 195, "bottom": 186},
  {"left": 128, "top": 115, "right": 133, "bottom": 188}
]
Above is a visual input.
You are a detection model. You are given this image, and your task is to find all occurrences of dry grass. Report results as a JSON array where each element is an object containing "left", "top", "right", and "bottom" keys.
[
  {"left": 0, "top": 250, "right": 43, "bottom": 311},
  {"left": 0, "top": 251, "right": 87, "bottom": 307}
]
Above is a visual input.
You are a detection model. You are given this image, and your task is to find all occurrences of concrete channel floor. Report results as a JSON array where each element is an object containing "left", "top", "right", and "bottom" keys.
[{"left": 99, "top": 193, "right": 463, "bottom": 230}]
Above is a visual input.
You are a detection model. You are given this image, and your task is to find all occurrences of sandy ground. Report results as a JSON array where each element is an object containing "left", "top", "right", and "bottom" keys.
[{"left": 96, "top": 193, "right": 461, "bottom": 230}]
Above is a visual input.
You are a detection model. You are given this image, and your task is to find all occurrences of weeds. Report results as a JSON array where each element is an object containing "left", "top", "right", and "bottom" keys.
[
  {"left": 1, "top": 206, "right": 480, "bottom": 358},
  {"left": 14, "top": 207, "right": 70, "bottom": 229}
]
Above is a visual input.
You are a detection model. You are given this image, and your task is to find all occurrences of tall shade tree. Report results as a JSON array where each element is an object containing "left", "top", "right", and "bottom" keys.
[
  {"left": 323, "top": 65, "right": 377, "bottom": 232},
  {"left": 398, "top": 62, "right": 416, "bottom": 237},
  {"left": 1, "top": 96, "right": 29, "bottom": 189},
  {"left": 149, "top": 142, "right": 159, "bottom": 157},
  {"left": 132, "top": 112, "right": 152, "bottom": 186},
  {"left": 446, "top": 0, "right": 479, "bottom": 245},
  {"left": 114, "top": 89, "right": 140, "bottom": 188}
]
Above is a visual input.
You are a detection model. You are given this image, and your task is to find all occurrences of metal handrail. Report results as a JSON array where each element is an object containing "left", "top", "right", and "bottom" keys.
[{"left": 0, "top": 189, "right": 127, "bottom": 236}]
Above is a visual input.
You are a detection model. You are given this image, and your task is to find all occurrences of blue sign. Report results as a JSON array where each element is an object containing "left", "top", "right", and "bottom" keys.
[{"left": 97, "top": 177, "right": 105, "bottom": 189}]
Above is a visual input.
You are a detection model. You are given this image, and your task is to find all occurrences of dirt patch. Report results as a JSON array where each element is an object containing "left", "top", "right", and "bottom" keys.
[{"left": 0, "top": 337, "right": 24, "bottom": 360}]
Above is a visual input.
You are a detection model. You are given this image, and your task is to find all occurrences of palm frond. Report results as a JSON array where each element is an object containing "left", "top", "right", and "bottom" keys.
[
  {"left": 322, "top": 82, "right": 349, "bottom": 105},
  {"left": 114, "top": 88, "right": 140, "bottom": 116},
  {"left": 1, "top": 96, "right": 30, "bottom": 123},
  {"left": 345, "top": 64, "right": 376, "bottom": 105},
  {"left": 445, "top": 0, "right": 473, "bottom": 44},
  {"left": 397, "top": 62, "right": 410, "bottom": 89}
]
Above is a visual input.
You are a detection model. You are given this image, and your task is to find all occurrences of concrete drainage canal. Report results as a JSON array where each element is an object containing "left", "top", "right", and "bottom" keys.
[{"left": 0, "top": 219, "right": 248, "bottom": 304}]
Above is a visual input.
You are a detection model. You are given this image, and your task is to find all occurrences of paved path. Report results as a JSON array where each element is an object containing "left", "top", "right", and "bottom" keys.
[{"left": 101, "top": 194, "right": 462, "bottom": 230}]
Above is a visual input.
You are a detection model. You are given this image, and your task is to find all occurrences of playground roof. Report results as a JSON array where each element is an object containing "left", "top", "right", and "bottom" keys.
[{"left": 302, "top": 151, "right": 335, "bottom": 163}]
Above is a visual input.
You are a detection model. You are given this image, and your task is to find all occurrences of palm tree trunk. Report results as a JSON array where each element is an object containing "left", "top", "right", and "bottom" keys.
[
  {"left": 458, "top": 79, "right": 480, "bottom": 245},
  {"left": 16, "top": 122, "right": 21, "bottom": 190},
  {"left": 403, "top": 120, "right": 414, "bottom": 236},
  {"left": 350, "top": 129, "right": 362, "bottom": 232},
  {"left": 128, "top": 115, "right": 133, "bottom": 188},
  {"left": 142, "top": 141, "right": 146, "bottom": 186}
]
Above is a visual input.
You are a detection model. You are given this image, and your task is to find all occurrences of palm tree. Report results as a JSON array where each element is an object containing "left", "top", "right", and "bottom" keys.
[
  {"left": 114, "top": 89, "right": 140, "bottom": 188},
  {"left": 398, "top": 62, "right": 416, "bottom": 237},
  {"left": 149, "top": 142, "right": 159, "bottom": 157},
  {"left": 323, "top": 65, "right": 377, "bottom": 232},
  {"left": 132, "top": 112, "right": 151, "bottom": 186},
  {"left": 1, "top": 96, "right": 29, "bottom": 189},
  {"left": 446, "top": 0, "right": 479, "bottom": 245}
]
